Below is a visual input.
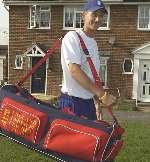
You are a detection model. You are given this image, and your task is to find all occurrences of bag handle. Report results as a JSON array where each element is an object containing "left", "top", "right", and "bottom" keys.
[{"left": 76, "top": 32, "right": 118, "bottom": 124}]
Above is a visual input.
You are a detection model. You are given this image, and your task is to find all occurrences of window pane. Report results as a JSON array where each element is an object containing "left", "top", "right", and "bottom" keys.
[
  {"left": 139, "top": 6, "right": 150, "bottom": 29},
  {"left": 100, "top": 15, "right": 107, "bottom": 27},
  {"left": 35, "top": 9, "right": 40, "bottom": 28},
  {"left": 15, "top": 56, "right": 23, "bottom": 68},
  {"left": 65, "top": 8, "right": 74, "bottom": 27},
  {"left": 64, "top": 7, "right": 83, "bottom": 28},
  {"left": 98, "top": 6, "right": 109, "bottom": 29},
  {"left": 30, "top": 6, "right": 36, "bottom": 27},
  {"left": 40, "top": 12, "right": 50, "bottom": 27},
  {"left": 31, "top": 20, "right": 35, "bottom": 27},
  {"left": 123, "top": 59, "right": 133, "bottom": 73},
  {"left": 30, "top": 5, "right": 50, "bottom": 28},
  {"left": 139, "top": 17, "right": 149, "bottom": 28},
  {"left": 75, "top": 12, "right": 84, "bottom": 28}
]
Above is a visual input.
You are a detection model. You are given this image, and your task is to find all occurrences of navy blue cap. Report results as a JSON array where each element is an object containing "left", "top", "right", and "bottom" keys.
[{"left": 84, "top": 0, "right": 108, "bottom": 14}]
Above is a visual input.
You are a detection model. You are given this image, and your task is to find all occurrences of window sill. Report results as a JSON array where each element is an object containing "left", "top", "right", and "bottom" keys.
[
  {"left": 62, "top": 27, "right": 110, "bottom": 31},
  {"left": 14, "top": 67, "right": 23, "bottom": 70},
  {"left": 97, "top": 27, "right": 110, "bottom": 31},
  {"left": 62, "top": 27, "right": 79, "bottom": 31},
  {"left": 137, "top": 28, "right": 150, "bottom": 31},
  {"left": 28, "top": 27, "right": 51, "bottom": 30},
  {"left": 122, "top": 72, "right": 133, "bottom": 74}
]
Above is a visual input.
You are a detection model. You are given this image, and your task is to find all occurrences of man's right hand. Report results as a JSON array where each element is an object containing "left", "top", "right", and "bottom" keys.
[{"left": 99, "top": 92, "right": 117, "bottom": 107}]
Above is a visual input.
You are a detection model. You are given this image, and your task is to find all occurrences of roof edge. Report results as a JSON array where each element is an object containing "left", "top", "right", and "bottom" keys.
[
  {"left": 4, "top": 0, "right": 150, "bottom": 6},
  {"left": 132, "top": 42, "right": 150, "bottom": 54}
]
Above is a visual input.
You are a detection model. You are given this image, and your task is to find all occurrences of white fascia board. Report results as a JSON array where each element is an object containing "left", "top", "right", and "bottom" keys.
[
  {"left": 3, "top": 1, "right": 150, "bottom": 5},
  {"left": 3, "top": 1, "right": 84, "bottom": 6}
]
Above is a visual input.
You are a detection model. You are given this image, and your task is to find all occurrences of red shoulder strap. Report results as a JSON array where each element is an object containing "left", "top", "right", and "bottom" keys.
[
  {"left": 76, "top": 32, "right": 102, "bottom": 88},
  {"left": 76, "top": 32, "right": 118, "bottom": 124}
]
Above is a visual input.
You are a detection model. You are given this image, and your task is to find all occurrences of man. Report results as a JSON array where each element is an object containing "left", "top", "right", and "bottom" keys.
[{"left": 58, "top": 0, "right": 116, "bottom": 120}]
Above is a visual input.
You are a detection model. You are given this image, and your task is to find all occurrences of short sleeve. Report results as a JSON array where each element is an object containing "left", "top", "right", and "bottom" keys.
[{"left": 61, "top": 31, "right": 82, "bottom": 65}]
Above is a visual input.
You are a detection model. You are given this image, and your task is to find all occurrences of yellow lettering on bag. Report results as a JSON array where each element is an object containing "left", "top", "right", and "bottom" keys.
[
  {"left": 0, "top": 107, "right": 12, "bottom": 126},
  {"left": 0, "top": 107, "right": 38, "bottom": 136}
]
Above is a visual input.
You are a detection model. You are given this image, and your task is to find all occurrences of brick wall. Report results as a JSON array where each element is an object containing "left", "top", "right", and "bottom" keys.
[
  {"left": 96, "top": 5, "right": 150, "bottom": 98},
  {"left": 9, "top": 5, "right": 64, "bottom": 95},
  {"left": 9, "top": 4, "right": 150, "bottom": 98}
]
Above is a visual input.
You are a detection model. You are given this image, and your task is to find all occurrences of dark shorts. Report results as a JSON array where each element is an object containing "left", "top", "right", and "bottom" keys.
[{"left": 58, "top": 93, "right": 97, "bottom": 120}]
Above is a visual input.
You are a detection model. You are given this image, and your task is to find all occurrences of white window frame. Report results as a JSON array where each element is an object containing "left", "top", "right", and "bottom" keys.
[
  {"left": 15, "top": 55, "right": 23, "bottom": 69},
  {"left": 30, "top": 5, "right": 36, "bottom": 28},
  {"left": 138, "top": 5, "right": 150, "bottom": 31},
  {"left": 63, "top": 6, "right": 110, "bottom": 30},
  {"left": 99, "top": 56, "right": 109, "bottom": 88},
  {"left": 29, "top": 5, "right": 51, "bottom": 29},
  {"left": 122, "top": 58, "right": 133, "bottom": 74},
  {"left": 63, "top": 6, "right": 83, "bottom": 30}
]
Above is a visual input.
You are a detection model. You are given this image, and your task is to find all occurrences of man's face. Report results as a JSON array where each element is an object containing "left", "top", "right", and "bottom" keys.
[{"left": 83, "top": 10, "right": 105, "bottom": 31}]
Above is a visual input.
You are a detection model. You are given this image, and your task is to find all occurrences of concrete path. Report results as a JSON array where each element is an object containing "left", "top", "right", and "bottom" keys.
[{"left": 103, "top": 110, "right": 150, "bottom": 123}]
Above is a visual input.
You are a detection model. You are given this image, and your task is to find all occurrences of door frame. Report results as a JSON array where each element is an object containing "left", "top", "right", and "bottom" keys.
[
  {"left": 138, "top": 60, "right": 150, "bottom": 102},
  {"left": 133, "top": 44, "right": 150, "bottom": 102},
  {"left": 29, "top": 56, "right": 48, "bottom": 95}
]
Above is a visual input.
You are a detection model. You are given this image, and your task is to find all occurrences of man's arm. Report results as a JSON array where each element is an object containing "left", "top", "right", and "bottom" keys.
[
  {"left": 68, "top": 63, "right": 105, "bottom": 98},
  {"left": 68, "top": 63, "right": 116, "bottom": 106}
]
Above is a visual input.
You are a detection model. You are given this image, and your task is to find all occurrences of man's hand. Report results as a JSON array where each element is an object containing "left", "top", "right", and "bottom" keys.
[{"left": 99, "top": 92, "right": 117, "bottom": 107}]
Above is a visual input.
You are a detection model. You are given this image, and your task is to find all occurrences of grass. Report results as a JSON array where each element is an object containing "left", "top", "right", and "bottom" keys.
[
  {"left": 0, "top": 122, "right": 150, "bottom": 162},
  {"left": 0, "top": 136, "right": 55, "bottom": 162},
  {"left": 115, "top": 122, "right": 150, "bottom": 162}
]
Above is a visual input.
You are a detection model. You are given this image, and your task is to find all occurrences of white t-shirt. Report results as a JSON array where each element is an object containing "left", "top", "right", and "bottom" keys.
[{"left": 61, "top": 29, "right": 100, "bottom": 99}]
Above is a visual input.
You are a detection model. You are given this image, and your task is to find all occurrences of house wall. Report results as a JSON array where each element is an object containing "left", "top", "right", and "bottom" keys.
[
  {"left": 96, "top": 5, "right": 150, "bottom": 99},
  {"left": 9, "top": 4, "right": 150, "bottom": 98},
  {"left": 9, "top": 5, "right": 64, "bottom": 95}
]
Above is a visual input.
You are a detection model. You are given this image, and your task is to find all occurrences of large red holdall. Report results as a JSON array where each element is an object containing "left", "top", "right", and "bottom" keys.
[
  {"left": 0, "top": 35, "right": 124, "bottom": 162},
  {"left": 0, "top": 84, "right": 124, "bottom": 162}
]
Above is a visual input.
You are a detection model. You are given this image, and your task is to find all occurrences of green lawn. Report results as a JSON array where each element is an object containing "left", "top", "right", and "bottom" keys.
[
  {"left": 116, "top": 122, "right": 150, "bottom": 162},
  {"left": 0, "top": 122, "right": 150, "bottom": 162}
]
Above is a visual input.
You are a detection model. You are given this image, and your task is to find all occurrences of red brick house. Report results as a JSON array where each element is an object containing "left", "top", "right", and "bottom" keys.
[{"left": 3, "top": 0, "right": 150, "bottom": 104}]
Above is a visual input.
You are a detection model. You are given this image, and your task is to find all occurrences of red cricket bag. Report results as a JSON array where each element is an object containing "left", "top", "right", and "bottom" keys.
[{"left": 0, "top": 34, "right": 124, "bottom": 162}]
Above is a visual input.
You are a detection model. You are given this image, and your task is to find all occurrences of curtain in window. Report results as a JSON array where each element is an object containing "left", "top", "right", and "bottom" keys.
[
  {"left": 30, "top": 5, "right": 50, "bottom": 28},
  {"left": 75, "top": 12, "right": 83, "bottom": 28},
  {"left": 139, "top": 7, "right": 149, "bottom": 29},
  {"left": 65, "top": 8, "right": 74, "bottom": 27},
  {"left": 40, "top": 12, "right": 50, "bottom": 27}
]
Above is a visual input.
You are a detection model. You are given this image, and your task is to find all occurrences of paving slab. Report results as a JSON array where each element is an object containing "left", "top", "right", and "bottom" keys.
[{"left": 102, "top": 110, "right": 150, "bottom": 123}]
